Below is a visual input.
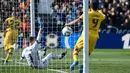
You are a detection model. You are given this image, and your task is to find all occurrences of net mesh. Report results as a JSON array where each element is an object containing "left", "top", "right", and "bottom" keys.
[
  {"left": 1, "top": 0, "right": 130, "bottom": 73},
  {"left": 0, "top": 0, "right": 83, "bottom": 73}
]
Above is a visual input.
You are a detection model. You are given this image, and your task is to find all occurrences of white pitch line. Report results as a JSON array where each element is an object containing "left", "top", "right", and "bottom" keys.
[
  {"left": 0, "top": 58, "right": 68, "bottom": 73},
  {"left": 0, "top": 65, "right": 27, "bottom": 67},
  {"left": 48, "top": 69, "right": 68, "bottom": 73},
  {"left": 0, "top": 58, "right": 27, "bottom": 65}
]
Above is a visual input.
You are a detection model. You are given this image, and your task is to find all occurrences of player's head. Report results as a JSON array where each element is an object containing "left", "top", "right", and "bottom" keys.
[
  {"left": 92, "top": 1, "right": 98, "bottom": 11},
  {"left": 30, "top": 37, "right": 36, "bottom": 45}
]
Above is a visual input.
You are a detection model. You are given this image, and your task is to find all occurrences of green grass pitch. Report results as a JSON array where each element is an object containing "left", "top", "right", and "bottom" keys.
[{"left": 0, "top": 48, "right": 130, "bottom": 73}]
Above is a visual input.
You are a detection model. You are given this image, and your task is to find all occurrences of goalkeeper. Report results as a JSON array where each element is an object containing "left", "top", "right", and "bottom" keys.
[{"left": 20, "top": 17, "right": 67, "bottom": 68}]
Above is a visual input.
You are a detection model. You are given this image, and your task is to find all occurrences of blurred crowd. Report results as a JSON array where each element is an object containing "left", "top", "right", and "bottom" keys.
[
  {"left": 0, "top": 0, "right": 19, "bottom": 27},
  {"left": 0, "top": 0, "right": 30, "bottom": 32},
  {"left": 0, "top": 0, "right": 130, "bottom": 33},
  {"left": 0, "top": 0, "right": 30, "bottom": 47},
  {"left": 51, "top": 0, "right": 130, "bottom": 29},
  {"left": 51, "top": 0, "right": 83, "bottom": 25},
  {"left": 101, "top": 0, "right": 130, "bottom": 29}
]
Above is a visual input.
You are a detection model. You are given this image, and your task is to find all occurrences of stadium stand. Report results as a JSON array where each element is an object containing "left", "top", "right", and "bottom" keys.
[
  {"left": 0, "top": 0, "right": 130, "bottom": 32},
  {"left": 51, "top": 0, "right": 130, "bottom": 32}
]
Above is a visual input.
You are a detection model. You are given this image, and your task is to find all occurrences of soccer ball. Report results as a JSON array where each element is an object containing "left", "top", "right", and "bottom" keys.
[{"left": 62, "top": 26, "right": 73, "bottom": 36}]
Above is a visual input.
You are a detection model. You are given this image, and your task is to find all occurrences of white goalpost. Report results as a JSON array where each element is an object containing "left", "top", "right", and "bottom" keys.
[
  {"left": 83, "top": 0, "right": 89, "bottom": 73},
  {"left": 30, "top": 0, "right": 35, "bottom": 37}
]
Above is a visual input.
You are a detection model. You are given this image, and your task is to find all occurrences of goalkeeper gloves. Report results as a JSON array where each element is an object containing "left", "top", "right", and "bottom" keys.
[
  {"left": 70, "top": 60, "right": 79, "bottom": 71},
  {"left": 37, "top": 16, "right": 43, "bottom": 28}
]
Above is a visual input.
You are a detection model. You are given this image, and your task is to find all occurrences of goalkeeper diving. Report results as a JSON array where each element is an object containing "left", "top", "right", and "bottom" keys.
[{"left": 20, "top": 17, "right": 67, "bottom": 68}]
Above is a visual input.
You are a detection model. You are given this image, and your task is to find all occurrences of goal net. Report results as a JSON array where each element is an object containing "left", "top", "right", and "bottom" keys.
[{"left": 0, "top": 0, "right": 83, "bottom": 73}]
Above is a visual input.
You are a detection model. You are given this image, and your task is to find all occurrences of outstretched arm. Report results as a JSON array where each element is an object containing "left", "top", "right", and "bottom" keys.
[
  {"left": 32, "top": 17, "right": 43, "bottom": 48},
  {"left": 3, "top": 21, "right": 8, "bottom": 37},
  {"left": 65, "top": 18, "right": 82, "bottom": 26},
  {"left": 36, "top": 16, "right": 43, "bottom": 43},
  {"left": 20, "top": 49, "right": 26, "bottom": 61},
  {"left": 3, "top": 21, "right": 8, "bottom": 32},
  {"left": 36, "top": 28, "right": 42, "bottom": 43},
  {"left": 31, "top": 29, "right": 42, "bottom": 51}
]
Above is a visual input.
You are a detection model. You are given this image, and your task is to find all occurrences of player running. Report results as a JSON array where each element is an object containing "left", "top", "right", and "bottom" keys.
[
  {"left": 3, "top": 12, "right": 22, "bottom": 64},
  {"left": 20, "top": 18, "right": 67, "bottom": 69},
  {"left": 65, "top": 1, "right": 105, "bottom": 72}
]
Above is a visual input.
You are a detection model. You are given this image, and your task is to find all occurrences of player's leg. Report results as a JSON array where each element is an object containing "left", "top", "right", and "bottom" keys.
[
  {"left": 4, "top": 30, "right": 13, "bottom": 64},
  {"left": 89, "top": 34, "right": 98, "bottom": 55},
  {"left": 70, "top": 35, "right": 83, "bottom": 71},
  {"left": 73, "top": 36, "right": 83, "bottom": 61},
  {"left": 4, "top": 45, "right": 18, "bottom": 64},
  {"left": 41, "top": 51, "right": 67, "bottom": 68},
  {"left": 4, "top": 30, "right": 18, "bottom": 64},
  {"left": 4, "top": 45, "right": 14, "bottom": 64},
  {"left": 79, "top": 34, "right": 98, "bottom": 73}
]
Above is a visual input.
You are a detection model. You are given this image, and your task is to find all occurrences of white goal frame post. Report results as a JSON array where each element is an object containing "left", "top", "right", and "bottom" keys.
[
  {"left": 83, "top": 0, "right": 89, "bottom": 73},
  {"left": 30, "top": 0, "right": 35, "bottom": 37}
]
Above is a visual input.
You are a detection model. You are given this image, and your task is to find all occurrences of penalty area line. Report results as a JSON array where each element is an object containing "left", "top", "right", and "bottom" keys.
[{"left": 0, "top": 58, "right": 68, "bottom": 73}]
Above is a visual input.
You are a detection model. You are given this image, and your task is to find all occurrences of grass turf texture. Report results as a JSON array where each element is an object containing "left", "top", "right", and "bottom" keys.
[{"left": 0, "top": 49, "right": 130, "bottom": 73}]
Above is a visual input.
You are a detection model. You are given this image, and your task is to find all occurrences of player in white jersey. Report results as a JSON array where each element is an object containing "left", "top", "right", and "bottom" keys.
[{"left": 21, "top": 18, "right": 67, "bottom": 68}]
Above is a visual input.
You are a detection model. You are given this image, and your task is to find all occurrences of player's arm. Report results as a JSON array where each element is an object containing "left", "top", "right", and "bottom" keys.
[
  {"left": 3, "top": 21, "right": 8, "bottom": 32},
  {"left": 35, "top": 16, "right": 43, "bottom": 43},
  {"left": 32, "top": 17, "right": 43, "bottom": 48},
  {"left": 31, "top": 29, "right": 43, "bottom": 50},
  {"left": 20, "top": 49, "right": 26, "bottom": 61},
  {"left": 36, "top": 28, "right": 43, "bottom": 43},
  {"left": 65, "top": 15, "right": 83, "bottom": 26},
  {"left": 3, "top": 20, "right": 8, "bottom": 37}
]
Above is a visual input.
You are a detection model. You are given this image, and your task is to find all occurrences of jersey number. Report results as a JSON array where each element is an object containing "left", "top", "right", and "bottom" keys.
[{"left": 92, "top": 19, "right": 99, "bottom": 28}]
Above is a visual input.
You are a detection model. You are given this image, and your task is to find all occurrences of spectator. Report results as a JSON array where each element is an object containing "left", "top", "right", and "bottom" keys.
[
  {"left": 22, "top": 14, "right": 30, "bottom": 38},
  {"left": 123, "top": 14, "right": 130, "bottom": 28},
  {"left": 66, "top": 9, "right": 73, "bottom": 23},
  {"left": 22, "top": 14, "right": 30, "bottom": 48},
  {"left": 99, "top": 0, "right": 104, "bottom": 9}
]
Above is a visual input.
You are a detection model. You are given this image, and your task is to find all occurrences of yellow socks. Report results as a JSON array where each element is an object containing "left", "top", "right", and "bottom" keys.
[
  {"left": 73, "top": 49, "right": 79, "bottom": 61},
  {"left": 5, "top": 53, "right": 11, "bottom": 61},
  {"left": 5, "top": 48, "right": 13, "bottom": 61}
]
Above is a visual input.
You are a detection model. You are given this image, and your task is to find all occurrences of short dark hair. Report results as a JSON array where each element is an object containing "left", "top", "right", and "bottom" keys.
[
  {"left": 92, "top": 1, "right": 98, "bottom": 10},
  {"left": 30, "top": 37, "right": 36, "bottom": 42}
]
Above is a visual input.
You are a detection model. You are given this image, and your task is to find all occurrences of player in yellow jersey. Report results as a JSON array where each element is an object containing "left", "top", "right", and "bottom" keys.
[
  {"left": 3, "top": 12, "right": 22, "bottom": 64},
  {"left": 65, "top": 1, "right": 105, "bottom": 72}
]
